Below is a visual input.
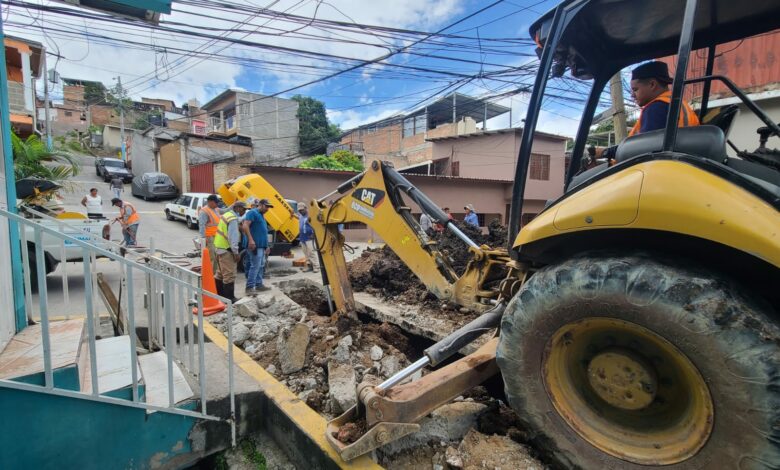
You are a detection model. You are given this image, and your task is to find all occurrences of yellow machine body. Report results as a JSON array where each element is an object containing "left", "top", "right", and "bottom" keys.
[
  {"left": 217, "top": 173, "right": 300, "bottom": 242},
  {"left": 514, "top": 160, "right": 780, "bottom": 268}
]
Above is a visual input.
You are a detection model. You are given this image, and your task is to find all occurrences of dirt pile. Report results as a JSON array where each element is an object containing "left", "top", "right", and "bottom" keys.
[{"left": 348, "top": 220, "right": 508, "bottom": 293}]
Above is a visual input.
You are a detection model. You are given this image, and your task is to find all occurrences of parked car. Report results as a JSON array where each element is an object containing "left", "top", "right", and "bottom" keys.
[
  {"left": 164, "top": 193, "right": 226, "bottom": 230},
  {"left": 131, "top": 172, "right": 179, "bottom": 201},
  {"left": 95, "top": 157, "right": 133, "bottom": 183}
]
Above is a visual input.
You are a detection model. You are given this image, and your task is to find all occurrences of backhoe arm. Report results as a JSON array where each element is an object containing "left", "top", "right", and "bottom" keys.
[{"left": 308, "top": 161, "right": 460, "bottom": 315}]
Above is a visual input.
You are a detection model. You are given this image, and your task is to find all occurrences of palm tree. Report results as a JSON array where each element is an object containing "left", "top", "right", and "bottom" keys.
[{"left": 12, "top": 132, "right": 80, "bottom": 181}]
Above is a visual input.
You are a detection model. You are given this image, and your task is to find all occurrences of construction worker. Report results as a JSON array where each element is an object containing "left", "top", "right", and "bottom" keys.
[
  {"left": 595, "top": 61, "right": 700, "bottom": 161},
  {"left": 420, "top": 212, "right": 434, "bottom": 237},
  {"left": 198, "top": 194, "right": 221, "bottom": 273},
  {"left": 464, "top": 204, "right": 479, "bottom": 227},
  {"left": 243, "top": 198, "right": 272, "bottom": 294},
  {"left": 213, "top": 201, "right": 246, "bottom": 303},
  {"left": 111, "top": 198, "right": 140, "bottom": 246},
  {"left": 297, "top": 202, "right": 319, "bottom": 272}
]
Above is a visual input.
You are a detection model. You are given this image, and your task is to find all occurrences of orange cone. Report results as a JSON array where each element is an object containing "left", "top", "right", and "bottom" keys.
[{"left": 194, "top": 248, "right": 226, "bottom": 316}]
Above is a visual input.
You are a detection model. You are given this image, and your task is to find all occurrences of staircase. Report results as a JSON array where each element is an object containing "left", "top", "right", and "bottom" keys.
[{"left": 0, "top": 318, "right": 194, "bottom": 407}]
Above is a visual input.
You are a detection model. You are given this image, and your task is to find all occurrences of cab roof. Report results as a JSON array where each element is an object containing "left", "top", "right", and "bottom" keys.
[{"left": 531, "top": 0, "right": 780, "bottom": 80}]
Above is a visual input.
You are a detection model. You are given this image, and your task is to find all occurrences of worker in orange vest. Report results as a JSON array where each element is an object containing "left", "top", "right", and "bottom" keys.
[
  {"left": 592, "top": 61, "right": 699, "bottom": 163},
  {"left": 198, "top": 194, "right": 221, "bottom": 273},
  {"left": 111, "top": 198, "right": 140, "bottom": 247}
]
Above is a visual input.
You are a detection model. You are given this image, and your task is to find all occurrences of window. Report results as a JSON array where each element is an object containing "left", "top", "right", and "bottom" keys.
[
  {"left": 366, "top": 126, "right": 378, "bottom": 134},
  {"left": 529, "top": 154, "right": 550, "bottom": 180},
  {"left": 64, "top": 111, "right": 73, "bottom": 117},
  {"left": 180, "top": 196, "right": 192, "bottom": 207},
  {"left": 402, "top": 114, "right": 427, "bottom": 138},
  {"left": 564, "top": 154, "right": 572, "bottom": 179},
  {"left": 477, "top": 214, "right": 485, "bottom": 227},
  {"left": 403, "top": 118, "right": 415, "bottom": 138},
  {"left": 451, "top": 161, "right": 460, "bottom": 177},
  {"left": 191, "top": 197, "right": 200, "bottom": 209},
  {"left": 521, "top": 213, "right": 538, "bottom": 226},
  {"left": 238, "top": 100, "right": 250, "bottom": 116},
  {"left": 414, "top": 113, "right": 427, "bottom": 134}
]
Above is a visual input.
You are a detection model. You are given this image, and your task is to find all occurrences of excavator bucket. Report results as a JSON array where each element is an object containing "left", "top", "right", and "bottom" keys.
[
  {"left": 326, "top": 405, "right": 420, "bottom": 461},
  {"left": 217, "top": 173, "right": 300, "bottom": 242}
]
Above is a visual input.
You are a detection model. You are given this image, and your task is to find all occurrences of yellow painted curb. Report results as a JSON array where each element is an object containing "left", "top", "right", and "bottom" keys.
[{"left": 200, "top": 319, "right": 383, "bottom": 470}]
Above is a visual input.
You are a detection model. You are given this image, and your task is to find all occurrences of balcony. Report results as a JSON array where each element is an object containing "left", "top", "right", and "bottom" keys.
[{"left": 207, "top": 113, "right": 238, "bottom": 136}]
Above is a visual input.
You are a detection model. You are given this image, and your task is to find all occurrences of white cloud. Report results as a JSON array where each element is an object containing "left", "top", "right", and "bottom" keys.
[{"left": 11, "top": 0, "right": 465, "bottom": 105}]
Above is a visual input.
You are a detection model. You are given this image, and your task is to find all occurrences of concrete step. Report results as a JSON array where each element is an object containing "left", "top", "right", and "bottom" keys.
[
  {"left": 137, "top": 351, "right": 194, "bottom": 410},
  {"left": 0, "top": 319, "right": 85, "bottom": 390},
  {"left": 79, "top": 335, "right": 145, "bottom": 400}
]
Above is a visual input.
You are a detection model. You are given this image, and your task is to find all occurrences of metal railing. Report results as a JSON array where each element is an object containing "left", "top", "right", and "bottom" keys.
[{"left": 0, "top": 208, "right": 236, "bottom": 443}]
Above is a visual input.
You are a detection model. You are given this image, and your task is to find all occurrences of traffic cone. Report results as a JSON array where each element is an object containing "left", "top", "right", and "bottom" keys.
[{"left": 194, "top": 248, "right": 226, "bottom": 316}]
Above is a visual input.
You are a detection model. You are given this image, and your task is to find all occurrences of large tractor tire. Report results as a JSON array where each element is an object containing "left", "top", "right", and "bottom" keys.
[{"left": 496, "top": 253, "right": 780, "bottom": 469}]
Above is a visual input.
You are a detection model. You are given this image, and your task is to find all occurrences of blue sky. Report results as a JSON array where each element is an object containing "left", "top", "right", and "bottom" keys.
[{"left": 6, "top": 0, "right": 588, "bottom": 136}]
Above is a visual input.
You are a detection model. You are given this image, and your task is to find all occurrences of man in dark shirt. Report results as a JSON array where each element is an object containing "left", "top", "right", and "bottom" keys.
[
  {"left": 242, "top": 198, "right": 272, "bottom": 295},
  {"left": 594, "top": 61, "right": 699, "bottom": 162}
]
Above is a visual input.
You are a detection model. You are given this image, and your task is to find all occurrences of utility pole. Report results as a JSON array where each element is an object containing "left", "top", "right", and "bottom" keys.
[
  {"left": 609, "top": 72, "right": 628, "bottom": 143},
  {"left": 43, "top": 55, "right": 52, "bottom": 150},
  {"left": 116, "top": 76, "right": 126, "bottom": 161}
]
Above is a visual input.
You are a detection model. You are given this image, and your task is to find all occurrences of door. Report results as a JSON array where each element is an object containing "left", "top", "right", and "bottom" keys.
[
  {"left": 189, "top": 163, "right": 214, "bottom": 193},
  {"left": 0, "top": 138, "right": 16, "bottom": 348}
]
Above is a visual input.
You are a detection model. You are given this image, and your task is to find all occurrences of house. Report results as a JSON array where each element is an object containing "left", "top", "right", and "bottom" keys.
[
  {"left": 422, "top": 127, "right": 568, "bottom": 224},
  {"left": 4, "top": 36, "right": 44, "bottom": 137},
  {"left": 659, "top": 31, "right": 780, "bottom": 154},
  {"left": 158, "top": 133, "right": 253, "bottom": 192},
  {"left": 199, "top": 89, "right": 300, "bottom": 165},
  {"left": 339, "top": 93, "right": 510, "bottom": 169}
]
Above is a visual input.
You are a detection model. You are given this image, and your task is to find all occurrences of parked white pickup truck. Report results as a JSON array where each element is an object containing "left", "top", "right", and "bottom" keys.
[{"left": 20, "top": 204, "right": 111, "bottom": 281}]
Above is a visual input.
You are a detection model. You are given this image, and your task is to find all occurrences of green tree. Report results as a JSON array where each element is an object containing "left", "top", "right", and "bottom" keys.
[
  {"left": 298, "top": 150, "right": 363, "bottom": 172},
  {"left": 291, "top": 95, "right": 341, "bottom": 156},
  {"left": 12, "top": 132, "right": 80, "bottom": 181},
  {"left": 83, "top": 81, "right": 107, "bottom": 106}
]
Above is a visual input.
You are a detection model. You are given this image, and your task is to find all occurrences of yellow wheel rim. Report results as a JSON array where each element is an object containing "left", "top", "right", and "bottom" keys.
[{"left": 542, "top": 317, "right": 714, "bottom": 465}]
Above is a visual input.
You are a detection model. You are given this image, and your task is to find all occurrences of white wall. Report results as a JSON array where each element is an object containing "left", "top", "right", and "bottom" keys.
[{"left": 723, "top": 96, "right": 780, "bottom": 156}]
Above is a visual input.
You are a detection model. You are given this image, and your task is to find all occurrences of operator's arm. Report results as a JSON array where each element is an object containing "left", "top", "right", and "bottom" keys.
[{"left": 81, "top": 196, "right": 87, "bottom": 207}]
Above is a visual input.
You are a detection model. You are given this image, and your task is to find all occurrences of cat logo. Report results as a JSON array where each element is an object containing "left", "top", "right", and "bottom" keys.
[{"left": 352, "top": 188, "right": 385, "bottom": 208}]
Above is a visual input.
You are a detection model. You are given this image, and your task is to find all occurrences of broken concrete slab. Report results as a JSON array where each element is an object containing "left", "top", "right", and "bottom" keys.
[
  {"left": 232, "top": 323, "right": 251, "bottom": 346},
  {"left": 328, "top": 360, "right": 356, "bottom": 414},
  {"left": 277, "top": 323, "right": 311, "bottom": 374},
  {"left": 370, "top": 345, "right": 383, "bottom": 361},
  {"left": 234, "top": 297, "right": 258, "bottom": 318},
  {"left": 378, "top": 402, "right": 488, "bottom": 455}
]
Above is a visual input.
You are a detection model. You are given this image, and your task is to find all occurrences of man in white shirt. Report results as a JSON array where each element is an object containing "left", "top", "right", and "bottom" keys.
[{"left": 81, "top": 188, "right": 103, "bottom": 219}]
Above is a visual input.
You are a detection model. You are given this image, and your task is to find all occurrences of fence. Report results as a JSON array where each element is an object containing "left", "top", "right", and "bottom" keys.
[{"left": 0, "top": 207, "right": 236, "bottom": 443}]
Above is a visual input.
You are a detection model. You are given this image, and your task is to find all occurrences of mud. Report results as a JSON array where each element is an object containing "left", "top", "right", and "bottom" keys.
[{"left": 334, "top": 419, "right": 367, "bottom": 444}]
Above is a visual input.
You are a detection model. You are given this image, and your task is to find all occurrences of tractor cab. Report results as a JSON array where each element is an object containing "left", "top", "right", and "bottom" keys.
[
  {"left": 512, "top": 0, "right": 780, "bottom": 225},
  {"left": 510, "top": 0, "right": 780, "bottom": 290}
]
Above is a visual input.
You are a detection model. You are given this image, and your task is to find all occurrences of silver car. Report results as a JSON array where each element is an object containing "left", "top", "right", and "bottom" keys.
[{"left": 131, "top": 172, "right": 179, "bottom": 201}]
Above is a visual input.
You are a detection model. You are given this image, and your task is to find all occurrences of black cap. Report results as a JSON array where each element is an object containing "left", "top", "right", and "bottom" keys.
[
  {"left": 111, "top": 198, "right": 121, "bottom": 205},
  {"left": 206, "top": 194, "right": 219, "bottom": 202},
  {"left": 257, "top": 198, "right": 274, "bottom": 207},
  {"left": 632, "top": 61, "right": 673, "bottom": 84}
]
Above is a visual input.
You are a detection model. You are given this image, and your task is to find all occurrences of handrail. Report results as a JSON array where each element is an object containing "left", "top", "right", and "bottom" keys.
[{"left": 0, "top": 207, "right": 236, "bottom": 442}]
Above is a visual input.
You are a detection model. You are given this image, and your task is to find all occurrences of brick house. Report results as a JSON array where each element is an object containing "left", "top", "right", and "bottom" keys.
[
  {"left": 5, "top": 36, "right": 44, "bottom": 137},
  {"left": 339, "top": 93, "right": 510, "bottom": 168},
  {"left": 199, "top": 89, "right": 300, "bottom": 166},
  {"left": 425, "top": 128, "right": 569, "bottom": 224}
]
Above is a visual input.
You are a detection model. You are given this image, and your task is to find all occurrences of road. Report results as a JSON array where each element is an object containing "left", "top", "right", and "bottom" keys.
[{"left": 35, "top": 154, "right": 298, "bottom": 322}]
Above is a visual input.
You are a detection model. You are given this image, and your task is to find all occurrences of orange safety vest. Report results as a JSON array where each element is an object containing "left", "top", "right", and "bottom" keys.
[
  {"left": 629, "top": 90, "right": 700, "bottom": 137},
  {"left": 200, "top": 206, "right": 220, "bottom": 237},
  {"left": 121, "top": 202, "right": 140, "bottom": 225}
]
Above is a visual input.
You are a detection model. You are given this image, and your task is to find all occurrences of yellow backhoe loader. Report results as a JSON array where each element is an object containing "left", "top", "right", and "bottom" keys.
[{"left": 304, "top": 0, "right": 780, "bottom": 468}]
